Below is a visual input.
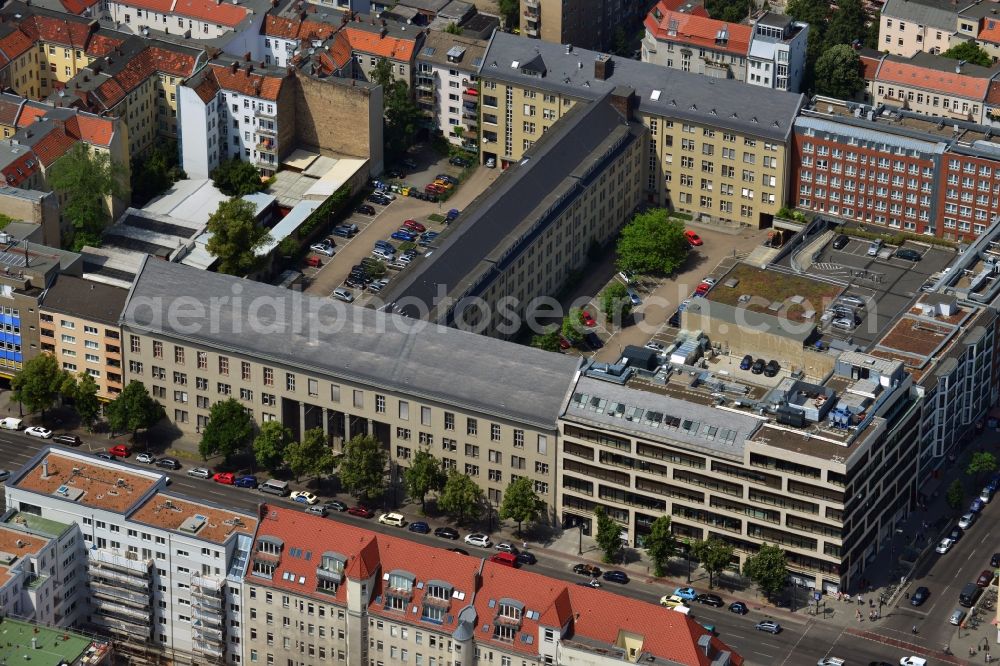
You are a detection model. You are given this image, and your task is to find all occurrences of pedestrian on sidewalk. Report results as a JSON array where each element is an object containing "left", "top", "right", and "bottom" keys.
[{"left": 856, "top": 609, "right": 862, "bottom": 622}]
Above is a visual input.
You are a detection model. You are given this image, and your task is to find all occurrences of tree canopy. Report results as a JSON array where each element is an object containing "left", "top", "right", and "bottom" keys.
[
  {"left": 286, "top": 428, "right": 335, "bottom": 481},
  {"left": 206, "top": 198, "right": 271, "bottom": 276},
  {"left": 372, "top": 58, "right": 425, "bottom": 163},
  {"left": 594, "top": 506, "right": 623, "bottom": 564},
  {"left": 131, "top": 139, "right": 185, "bottom": 206},
  {"left": 73, "top": 372, "right": 101, "bottom": 431},
  {"left": 644, "top": 516, "right": 677, "bottom": 577},
  {"left": 616, "top": 210, "right": 689, "bottom": 276},
  {"left": 198, "top": 398, "right": 255, "bottom": 460},
  {"left": 106, "top": 381, "right": 164, "bottom": 437},
  {"left": 438, "top": 471, "right": 484, "bottom": 524},
  {"left": 499, "top": 477, "right": 543, "bottom": 535},
  {"left": 946, "top": 478, "right": 965, "bottom": 509},
  {"left": 690, "top": 538, "right": 735, "bottom": 589},
  {"left": 254, "top": 421, "right": 293, "bottom": 472},
  {"left": 561, "top": 309, "right": 585, "bottom": 345},
  {"left": 48, "top": 143, "right": 125, "bottom": 250},
  {"left": 742, "top": 543, "right": 788, "bottom": 599},
  {"left": 815, "top": 45, "right": 865, "bottom": 100},
  {"left": 530, "top": 326, "right": 562, "bottom": 352},
  {"left": 705, "top": 0, "right": 751, "bottom": 23},
  {"left": 787, "top": 0, "right": 872, "bottom": 93},
  {"left": 403, "top": 449, "right": 446, "bottom": 510},
  {"left": 497, "top": 0, "right": 518, "bottom": 29},
  {"left": 967, "top": 451, "right": 998, "bottom": 480},
  {"left": 210, "top": 158, "right": 266, "bottom": 196},
  {"left": 11, "top": 353, "right": 70, "bottom": 416},
  {"left": 942, "top": 40, "right": 994, "bottom": 68},
  {"left": 338, "top": 434, "right": 388, "bottom": 499},
  {"left": 599, "top": 282, "right": 633, "bottom": 325}
]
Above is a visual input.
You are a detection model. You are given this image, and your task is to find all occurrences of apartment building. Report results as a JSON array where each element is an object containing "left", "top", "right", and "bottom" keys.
[
  {"left": 67, "top": 36, "right": 205, "bottom": 158},
  {"left": 38, "top": 275, "right": 127, "bottom": 400},
  {"left": 335, "top": 20, "right": 423, "bottom": 88},
  {"left": 790, "top": 96, "right": 1000, "bottom": 243},
  {"left": 415, "top": 30, "right": 487, "bottom": 148},
  {"left": 642, "top": 0, "right": 752, "bottom": 81},
  {"left": 478, "top": 32, "right": 802, "bottom": 228},
  {"left": 179, "top": 58, "right": 293, "bottom": 179},
  {"left": 120, "top": 256, "right": 578, "bottom": 513},
  {"left": 384, "top": 92, "right": 645, "bottom": 335},
  {"left": 5, "top": 447, "right": 258, "bottom": 665},
  {"left": 558, "top": 351, "right": 919, "bottom": 592},
  {"left": 878, "top": 0, "right": 958, "bottom": 57},
  {"left": 253, "top": 14, "right": 337, "bottom": 70},
  {"left": 242, "top": 504, "right": 744, "bottom": 666},
  {"left": 520, "top": 0, "right": 649, "bottom": 52},
  {"left": 870, "top": 52, "right": 994, "bottom": 124},
  {"left": 101, "top": 0, "right": 269, "bottom": 41},
  {"left": 745, "top": 13, "right": 808, "bottom": 93}
]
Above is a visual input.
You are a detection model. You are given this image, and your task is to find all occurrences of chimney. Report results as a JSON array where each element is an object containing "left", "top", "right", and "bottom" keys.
[
  {"left": 244, "top": 51, "right": 252, "bottom": 62},
  {"left": 231, "top": 61, "right": 238, "bottom": 74},
  {"left": 610, "top": 86, "right": 635, "bottom": 120},
  {"left": 380, "top": 27, "right": 387, "bottom": 38},
  {"left": 594, "top": 53, "right": 612, "bottom": 80},
  {"left": 42, "top": 460, "right": 48, "bottom": 478},
  {"left": 31, "top": 638, "right": 37, "bottom": 650}
]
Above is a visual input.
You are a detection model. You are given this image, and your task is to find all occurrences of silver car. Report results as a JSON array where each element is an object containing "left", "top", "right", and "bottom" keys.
[
  {"left": 187, "top": 467, "right": 211, "bottom": 479},
  {"left": 839, "top": 295, "right": 866, "bottom": 308},
  {"left": 950, "top": 608, "right": 966, "bottom": 625},
  {"left": 831, "top": 317, "right": 856, "bottom": 331}
]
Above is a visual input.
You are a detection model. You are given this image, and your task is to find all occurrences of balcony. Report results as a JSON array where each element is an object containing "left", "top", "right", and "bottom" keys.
[
  {"left": 256, "top": 107, "right": 276, "bottom": 119},
  {"left": 91, "top": 580, "right": 151, "bottom": 608},
  {"left": 94, "top": 599, "right": 153, "bottom": 624},
  {"left": 193, "top": 607, "right": 224, "bottom": 625},
  {"left": 257, "top": 124, "right": 276, "bottom": 136},
  {"left": 90, "top": 549, "right": 153, "bottom": 574},
  {"left": 94, "top": 615, "right": 151, "bottom": 639},
  {"left": 193, "top": 641, "right": 224, "bottom": 659},
  {"left": 525, "top": 0, "right": 538, "bottom": 7},
  {"left": 193, "top": 622, "right": 224, "bottom": 642}
]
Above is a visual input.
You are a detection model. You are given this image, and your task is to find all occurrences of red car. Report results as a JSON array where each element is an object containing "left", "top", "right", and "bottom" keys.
[
  {"left": 685, "top": 230, "right": 703, "bottom": 246},
  {"left": 403, "top": 219, "right": 426, "bottom": 233},
  {"left": 559, "top": 337, "right": 571, "bottom": 350},
  {"left": 581, "top": 311, "right": 597, "bottom": 327},
  {"left": 424, "top": 183, "right": 445, "bottom": 194},
  {"left": 213, "top": 472, "right": 235, "bottom": 485},
  {"left": 108, "top": 444, "right": 130, "bottom": 458},
  {"left": 695, "top": 282, "right": 712, "bottom": 296},
  {"left": 348, "top": 505, "right": 374, "bottom": 518}
]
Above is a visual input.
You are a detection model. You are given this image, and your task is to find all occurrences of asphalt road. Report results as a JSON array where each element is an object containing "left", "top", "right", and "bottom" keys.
[{"left": 0, "top": 433, "right": 954, "bottom": 665}]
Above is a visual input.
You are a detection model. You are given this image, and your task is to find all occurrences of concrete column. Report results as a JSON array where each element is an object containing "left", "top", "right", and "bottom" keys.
[
  {"left": 299, "top": 402, "right": 306, "bottom": 439},
  {"left": 322, "top": 407, "right": 330, "bottom": 437}
]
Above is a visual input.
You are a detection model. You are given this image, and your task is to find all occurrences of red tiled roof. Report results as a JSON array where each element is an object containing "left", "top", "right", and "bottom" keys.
[
  {"left": 986, "top": 79, "right": 1000, "bottom": 106},
  {"left": 209, "top": 63, "right": 283, "bottom": 101},
  {"left": 86, "top": 32, "right": 124, "bottom": 57},
  {"left": 122, "top": 0, "right": 174, "bottom": 13},
  {"left": 0, "top": 27, "right": 33, "bottom": 63},
  {"left": 877, "top": 59, "right": 991, "bottom": 99},
  {"left": 16, "top": 104, "right": 48, "bottom": 128},
  {"left": 263, "top": 15, "right": 337, "bottom": 41},
  {"left": 173, "top": 0, "right": 248, "bottom": 27},
  {"left": 0, "top": 98, "right": 21, "bottom": 126},
  {"left": 93, "top": 46, "right": 198, "bottom": 108},
  {"left": 65, "top": 114, "right": 115, "bottom": 146},
  {"left": 322, "top": 33, "right": 352, "bottom": 72},
  {"left": 31, "top": 126, "right": 77, "bottom": 167},
  {"left": 644, "top": 2, "right": 751, "bottom": 56},
  {"left": 22, "top": 15, "right": 93, "bottom": 48},
  {"left": 60, "top": 0, "right": 101, "bottom": 15},
  {"left": 193, "top": 73, "right": 219, "bottom": 103},
  {"left": 343, "top": 25, "right": 417, "bottom": 62},
  {"left": 979, "top": 17, "right": 1000, "bottom": 44},
  {"left": 1, "top": 151, "right": 38, "bottom": 187},
  {"left": 860, "top": 54, "right": 882, "bottom": 81},
  {"left": 657, "top": 0, "right": 709, "bottom": 15}
]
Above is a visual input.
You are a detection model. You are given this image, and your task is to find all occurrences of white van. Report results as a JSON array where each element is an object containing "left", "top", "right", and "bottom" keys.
[
  {"left": 259, "top": 479, "right": 290, "bottom": 496},
  {"left": 0, "top": 417, "right": 23, "bottom": 430}
]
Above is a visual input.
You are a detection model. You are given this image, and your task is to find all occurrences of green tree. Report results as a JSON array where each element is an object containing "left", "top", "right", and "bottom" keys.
[
  {"left": 824, "top": 0, "right": 869, "bottom": 50},
  {"left": 73, "top": 372, "right": 101, "bottom": 431},
  {"left": 690, "top": 538, "right": 735, "bottom": 589},
  {"left": 616, "top": 209, "right": 690, "bottom": 276},
  {"left": 787, "top": 0, "right": 831, "bottom": 91},
  {"left": 499, "top": 477, "right": 543, "bottom": 535},
  {"left": 561, "top": 309, "right": 585, "bottom": 345},
  {"left": 372, "top": 58, "right": 425, "bottom": 163},
  {"left": 865, "top": 11, "right": 881, "bottom": 49},
  {"left": 253, "top": 421, "right": 293, "bottom": 472},
  {"left": 286, "top": 428, "right": 335, "bottom": 481},
  {"left": 815, "top": 45, "right": 865, "bottom": 100},
  {"left": 105, "top": 380, "right": 164, "bottom": 438},
  {"left": 946, "top": 478, "right": 965, "bottom": 510},
  {"left": 600, "top": 282, "right": 633, "bottom": 324},
  {"left": 742, "top": 543, "right": 788, "bottom": 600},
  {"left": 594, "top": 505, "right": 623, "bottom": 564},
  {"left": 11, "top": 354, "right": 69, "bottom": 417},
  {"left": 530, "top": 327, "right": 562, "bottom": 352},
  {"left": 210, "top": 158, "right": 265, "bottom": 196},
  {"left": 438, "top": 471, "right": 484, "bottom": 524},
  {"left": 403, "top": 449, "right": 446, "bottom": 510},
  {"left": 338, "top": 434, "right": 388, "bottom": 500},
  {"left": 131, "top": 139, "right": 184, "bottom": 206},
  {"left": 48, "top": 143, "right": 125, "bottom": 249},
  {"left": 206, "top": 198, "right": 271, "bottom": 276},
  {"left": 644, "top": 516, "right": 677, "bottom": 577},
  {"left": 705, "top": 0, "right": 751, "bottom": 22},
  {"left": 444, "top": 22, "right": 463, "bottom": 35},
  {"left": 198, "top": 398, "right": 255, "bottom": 460},
  {"left": 497, "top": 0, "right": 518, "bottom": 29},
  {"left": 942, "top": 40, "right": 994, "bottom": 68},
  {"left": 967, "top": 451, "right": 998, "bottom": 483}
]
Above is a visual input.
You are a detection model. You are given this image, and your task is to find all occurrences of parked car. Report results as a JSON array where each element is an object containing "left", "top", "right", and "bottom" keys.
[
  {"left": 432, "top": 179, "right": 454, "bottom": 190},
  {"left": 895, "top": 247, "right": 922, "bottom": 261},
  {"left": 408, "top": 521, "right": 430, "bottom": 534},
  {"left": 290, "top": 491, "right": 319, "bottom": 505},
  {"left": 516, "top": 551, "right": 537, "bottom": 565},
  {"left": 659, "top": 594, "right": 687, "bottom": 608},
  {"left": 24, "top": 426, "right": 52, "bottom": 439},
  {"left": 333, "top": 288, "right": 355, "bottom": 303},
  {"left": 136, "top": 452, "right": 156, "bottom": 464},
  {"left": 372, "top": 248, "right": 395, "bottom": 261},
  {"left": 234, "top": 475, "right": 258, "bottom": 488},
  {"left": 424, "top": 183, "right": 445, "bottom": 195},
  {"left": 645, "top": 341, "right": 665, "bottom": 352},
  {"left": 95, "top": 452, "right": 114, "bottom": 460},
  {"left": 155, "top": 457, "right": 180, "bottom": 470},
  {"left": 0, "top": 470, "right": 9, "bottom": 482},
  {"left": 434, "top": 527, "right": 459, "bottom": 540},
  {"left": 485, "top": 157, "right": 496, "bottom": 168},
  {"left": 446, "top": 208, "right": 460, "bottom": 222},
  {"left": 401, "top": 158, "right": 418, "bottom": 169},
  {"left": 696, "top": 593, "right": 724, "bottom": 607},
  {"left": 377, "top": 512, "right": 406, "bottom": 527},
  {"left": 685, "top": 230, "right": 703, "bottom": 246},
  {"left": 867, "top": 239, "right": 882, "bottom": 256},
  {"left": 729, "top": 601, "right": 749, "bottom": 615},
  {"left": 402, "top": 219, "right": 426, "bottom": 233},
  {"left": 978, "top": 570, "right": 995, "bottom": 587},
  {"left": 348, "top": 505, "right": 374, "bottom": 518},
  {"left": 391, "top": 230, "right": 416, "bottom": 242},
  {"left": 305, "top": 505, "right": 328, "bottom": 516},
  {"left": 755, "top": 620, "right": 781, "bottom": 634},
  {"left": 495, "top": 542, "right": 519, "bottom": 555},
  {"left": 108, "top": 444, "right": 129, "bottom": 457},
  {"left": 673, "top": 587, "right": 697, "bottom": 601},
  {"left": 949, "top": 526, "right": 964, "bottom": 541},
  {"left": 489, "top": 552, "right": 519, "bottom": 567},
  {"left": 310, "top": 242, "right": 335, "bottom": 257},
  {"left": 356, "top": 204, "right": 376, "bottom": 215},
  {"left": 832, "top": 234, "right": 849, "bottom": 250},
  {"left": 331, "top": 225, "right": 356, "bottom": 238},
  {"left": 573, "top": 564, "right": 602, "bottom": 577},
  {"left": 187, "top": 467, "right": 211, "bottom": 479},
  {"left": 970, "top": 498, "right": 986, "bottom": 513},
  {"left": 910, "top": 586, "right": 930, "bottom": 606},
  {"left": 764, "top": 360, "right": 780, "bottom": 377},
  {"left": 694, "top": 282, "right": 712, "bottom": 297},
  {"left": 991, "top": 552, "right": 1000, "bottom": 568},
  {"left": 449, "top": 156, "right": 471, "bottom": 167},
  {"left": 751, "top": 359, "right": 766, "bottom": 374},
  {"left": 936, "top": 537, "right": 955, "bottom": 554},
  {"left": 981, "top": 486, "right": 994, "bottom": 503},
  {"left": 900, "top": 658, "right": 927, "bottom": 666},
  {"left": 581, "top": 311, "right": 597, "bottom": 327},
  {"left": 464, "top": 533, "right": 492, "bottom": 548},
  {"left": 831, "top": 317, "right": 856, "bottom": 331},
  {"left": 627, "top": 289, "right": 642, "bottom": 306},
  {"left": 448, "top": 548, "right": 469, "bottom": 556},
  {"left": 602, "top": 570, "right": 629, "bottom": 584},
  {"left": 52, "top": 434, "right": 81, "bottom": 447},
  {"left": 740, "top": 354, "right": 753, "bottom": 370},
  {"left": 436, "top": 174, "right": 458, "bottom": 185},
  {"left": 213, "top": 472, "right": 235, "bottom": 485}
]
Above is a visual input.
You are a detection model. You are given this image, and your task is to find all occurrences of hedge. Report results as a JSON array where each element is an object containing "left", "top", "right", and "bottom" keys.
[{"left": 839, "top": 225, "right": 958, "bottom": 249}]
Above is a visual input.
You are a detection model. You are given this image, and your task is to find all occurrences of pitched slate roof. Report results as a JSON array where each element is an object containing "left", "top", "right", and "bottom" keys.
[{"left": 644, "top": 0, "right": 751, "bottom": 57}]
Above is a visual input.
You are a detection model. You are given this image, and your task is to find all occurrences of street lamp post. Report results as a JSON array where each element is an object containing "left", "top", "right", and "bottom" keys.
[
  {"left": 578, "top": 523, "right": 584, "bottom": 556},
  {"left": 684, "top": 538, "right": 692, "bottom": 583}
]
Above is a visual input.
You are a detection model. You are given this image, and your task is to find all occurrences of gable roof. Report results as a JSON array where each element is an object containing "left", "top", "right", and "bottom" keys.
[
  {"left": 876, "top": 52, "right": 996, "bottom": 100},
  {"left": 342, "top": 24, "right": 418, "bottom": 62},
  {"left": 172, "top": 0, "right": 248, "bottom": 27},
  {"left": 30, "top": 125, "right": 76, "bottom": 166},
  {"left": 90, "top": 44, "right": 200, "bottom": 109},
  {"left": 644, "top": 1, "right": 751, "bottom": 57},
  {"left": 881, "top": 0, "right": 962, "bottom": 30},
  {"left": 263, "top": 14, "right": 337, "bottom": 41},
  {"left": 208, "top": 61, "right": 284, "bottom": 101}
]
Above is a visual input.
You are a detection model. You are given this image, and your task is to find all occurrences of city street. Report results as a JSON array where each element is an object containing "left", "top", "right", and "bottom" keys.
[{"left": 0, "top": 432, "right": 972, "bottom": 665}]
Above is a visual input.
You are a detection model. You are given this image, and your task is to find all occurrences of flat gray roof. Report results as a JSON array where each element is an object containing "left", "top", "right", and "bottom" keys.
[
  {"left": 480, "top": 32, "right": 803, "bottom": 141},
  {"left": 121, "top": 258, "right": 579, "bottom": 429}
]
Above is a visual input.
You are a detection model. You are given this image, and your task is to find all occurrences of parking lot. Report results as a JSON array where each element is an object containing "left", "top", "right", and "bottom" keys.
[{"left": 303, "top": 156, "right": 499, "bottom": 300}]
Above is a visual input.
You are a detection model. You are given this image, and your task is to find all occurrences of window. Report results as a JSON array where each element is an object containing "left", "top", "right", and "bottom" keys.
[
  {"left": 219, "top": 356, "right": 229, "bottom": 376},
  {"left": 467, "top": 418, "right": 478, "bottom": 436},
  {"left": 153, "top": 340, "right": 163, "bottom": 358},
  {"left": 197, "top": 351, "right": 207, "bottom": 369},
  {"left": 421, "top": 406, "right": 431, "bottom": 426},
  {"left": 241, "top": 361, "right": 251, "bottom": 381},
  {"left": 263, "top": 367, "right": 274, "bottom": 386},
  {"left": 399, "top": 401, "right": 409, "bottom": 420},
  {"left": 174, "top": 346, "right": 185, "bottom": 364},
  {"left": 490, "top": 423, "right": 501, "bottom": 441},
  {"left": 376, "top": 395, "right": 386, "bottom": 413},
  {"left": 444, "top": 412, "right": 455, "bottom": 430},
  {"left": 513, "top": 429, "right": 524, "bottom": 448},
  {"left": 286, "top": 373, "right": 295, "bottom": 391}
]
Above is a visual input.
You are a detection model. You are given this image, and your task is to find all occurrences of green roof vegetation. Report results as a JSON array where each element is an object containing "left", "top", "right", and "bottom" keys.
[
  {"left": 707, "top": 264, "right": 842, "bottom": 323},
  {"left": 0, "top": 617, "right": 96, "bottom": 666},
  {"left": 4, "top": 513, "right": 70, "bottom": 539}
]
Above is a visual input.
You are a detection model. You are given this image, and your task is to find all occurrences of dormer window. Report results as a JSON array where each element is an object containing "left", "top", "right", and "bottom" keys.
[
  {"left": 497, "top": 601, "right": 522, "bottom": 624},
  {"left": 385, "top": 570, "right": 415, "bottom": 612},
  {"left": 421, "top": 580, "right": 454, "bottom": 623},
  {"left": 257, "top": 537, "right": 282, "bottom": 556},
  {"left": 316, "top": 552, "right": 345, "bottom": 595}
]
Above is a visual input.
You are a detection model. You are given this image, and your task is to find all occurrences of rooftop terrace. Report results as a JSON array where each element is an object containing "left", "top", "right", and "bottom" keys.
[
  {"left": 0, "top": 617, "right": 108, "bottom": 666},
  {"left": 130, "top": 493, "right": 257, "bottom": 545},
  {"left": 706, "top": 264, "right": 842, "bottom": 322}
]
